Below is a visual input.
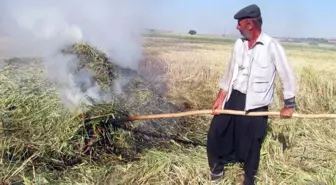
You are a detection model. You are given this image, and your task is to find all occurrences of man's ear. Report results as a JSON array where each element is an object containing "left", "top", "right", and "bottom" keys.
[{"left": 248, "top": 22, "right": 253, "bottom": 31}]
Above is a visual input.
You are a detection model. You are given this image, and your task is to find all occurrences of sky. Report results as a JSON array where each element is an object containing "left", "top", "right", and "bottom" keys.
[{"left": 149, "top": 0, "right": 336, "bottom": 38}]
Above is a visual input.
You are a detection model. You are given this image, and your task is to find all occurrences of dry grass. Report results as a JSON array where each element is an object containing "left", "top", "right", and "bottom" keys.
[{"left": 1, "top": 32, "right": 336, "bottom": 185}]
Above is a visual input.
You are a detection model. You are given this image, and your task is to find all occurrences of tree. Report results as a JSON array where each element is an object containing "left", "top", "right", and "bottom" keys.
[{"left": 188, "top": 30, "right": 197, "bottom": 35}]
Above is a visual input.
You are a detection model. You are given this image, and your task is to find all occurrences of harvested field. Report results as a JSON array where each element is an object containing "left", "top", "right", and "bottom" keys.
[{"left": 1, "top": 31, "right": 336, "bottom": 185}]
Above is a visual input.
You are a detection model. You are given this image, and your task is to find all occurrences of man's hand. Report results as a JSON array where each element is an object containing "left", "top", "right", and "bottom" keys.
[
  {"left": 280, "top": 107, "right": 294, "bottom": 118},
  {"left": 212, "top": 98, "right": 224, "bottom": 115},
  {"left": 212, "top": 90, "right": 227, "bottom": 115}
]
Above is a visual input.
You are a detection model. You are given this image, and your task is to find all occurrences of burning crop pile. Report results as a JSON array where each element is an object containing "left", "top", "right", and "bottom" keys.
[{"left": 0, "top": 42, "right": 206, "bottom": 184}]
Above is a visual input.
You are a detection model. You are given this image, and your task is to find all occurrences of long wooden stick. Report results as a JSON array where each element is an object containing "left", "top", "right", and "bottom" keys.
[{"left": 84, "top": 109, "right": 336, "bottom": 122}]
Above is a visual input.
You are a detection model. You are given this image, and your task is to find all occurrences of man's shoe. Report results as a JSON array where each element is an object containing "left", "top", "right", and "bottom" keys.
[{"left": 210, "top": 171, "right": 224, "bottom": 182}]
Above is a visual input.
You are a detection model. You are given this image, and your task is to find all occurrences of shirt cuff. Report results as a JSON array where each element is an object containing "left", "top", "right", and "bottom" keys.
[{"left": 284, "top": 97, "right": 296, "bottom": 108}]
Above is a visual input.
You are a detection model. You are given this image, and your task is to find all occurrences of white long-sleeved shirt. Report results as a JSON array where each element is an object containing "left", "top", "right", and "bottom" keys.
[{"left": 219, "top": 32, "right": 297, "bottom": 111}]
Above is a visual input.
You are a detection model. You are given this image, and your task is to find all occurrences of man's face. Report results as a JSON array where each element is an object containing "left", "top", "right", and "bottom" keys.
[{"left": 236, "top": 19, "right": 252, "bottom": 39}]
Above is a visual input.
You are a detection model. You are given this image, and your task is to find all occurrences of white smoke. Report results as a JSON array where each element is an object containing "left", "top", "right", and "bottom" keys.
[{"left": 0, "top": 0, "right": 149, "bottom": 111}]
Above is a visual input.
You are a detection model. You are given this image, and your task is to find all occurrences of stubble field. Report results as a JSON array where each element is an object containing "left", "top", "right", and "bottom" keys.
[{"left": 1, "top": 31, "right": 336, "bottom": 185}]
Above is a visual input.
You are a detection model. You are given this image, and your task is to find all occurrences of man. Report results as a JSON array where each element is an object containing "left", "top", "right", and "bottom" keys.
[{"left": 206, "top": 4, "right": 297, "bottom": 185}]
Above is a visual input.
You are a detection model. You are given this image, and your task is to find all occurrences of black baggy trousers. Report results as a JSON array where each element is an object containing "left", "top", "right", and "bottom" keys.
[{"left": 206, "top": 90, "right": 268, "bottom": 183}]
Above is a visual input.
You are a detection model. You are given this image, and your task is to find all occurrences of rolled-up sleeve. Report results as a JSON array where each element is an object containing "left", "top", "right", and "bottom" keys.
[{"left": 269, "top": 40, "right": 296, "bottom": 100}]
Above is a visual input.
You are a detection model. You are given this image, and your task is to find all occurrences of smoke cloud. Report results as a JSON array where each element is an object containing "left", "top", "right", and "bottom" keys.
[{"left": 0, "top": 0, "right": 151, "bottom": 111}]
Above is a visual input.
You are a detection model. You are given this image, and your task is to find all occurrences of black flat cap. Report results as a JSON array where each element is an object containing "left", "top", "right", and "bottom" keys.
[{"left": 234, "top": 4, "right": 261, "bottom": 20}]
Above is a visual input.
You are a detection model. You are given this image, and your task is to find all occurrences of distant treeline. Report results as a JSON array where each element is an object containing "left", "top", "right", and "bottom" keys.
[{"left": 280, "top": 37, "right": 336, "bottom": 44}]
